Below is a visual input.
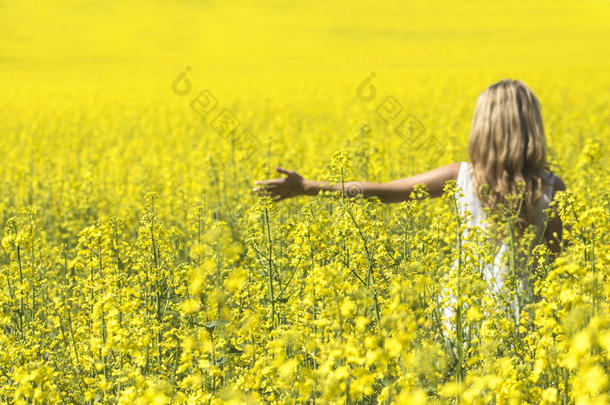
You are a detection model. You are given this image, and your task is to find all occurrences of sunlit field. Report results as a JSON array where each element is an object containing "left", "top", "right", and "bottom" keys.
[{"left": 1, "top": 0, "right": 609, "bottom": 403}]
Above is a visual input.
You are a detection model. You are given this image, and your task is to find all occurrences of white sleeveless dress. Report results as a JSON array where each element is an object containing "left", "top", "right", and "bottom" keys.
[{"left": 442, "top": 161, "right": 556, "bottom": 327}]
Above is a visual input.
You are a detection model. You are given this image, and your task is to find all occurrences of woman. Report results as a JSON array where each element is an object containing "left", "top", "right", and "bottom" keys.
[
  {"left": 254, "top": 78, "right": 569, "bottom": 342},
  {"left": 256, "top": 80, "right": 570, "bottom": 344},
  {"left": 253, "top": 79, "right": 565, "bottom": 257}
]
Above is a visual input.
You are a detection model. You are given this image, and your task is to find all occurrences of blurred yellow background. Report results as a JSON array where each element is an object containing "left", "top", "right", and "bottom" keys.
[
  {"left": 0, "top": 0, "right": 608, "bottom": 190},
  {"left": 2, "top": 0, "right": 609, "bottom": 84}
]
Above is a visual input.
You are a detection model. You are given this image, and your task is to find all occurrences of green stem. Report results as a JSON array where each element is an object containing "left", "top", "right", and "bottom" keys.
[{"left": 264, "top": 208, "right": 275, "bottom": 329}]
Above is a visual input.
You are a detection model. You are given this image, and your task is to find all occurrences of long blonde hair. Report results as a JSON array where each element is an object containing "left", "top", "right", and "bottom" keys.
[{"left": 468, "top": 79, "right": 549, "bottom": 230}]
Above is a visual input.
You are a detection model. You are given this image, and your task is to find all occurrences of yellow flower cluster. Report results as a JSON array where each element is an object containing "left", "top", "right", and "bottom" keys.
[{"left": 0, "top": 112, "right": 607, "bottom": 403}]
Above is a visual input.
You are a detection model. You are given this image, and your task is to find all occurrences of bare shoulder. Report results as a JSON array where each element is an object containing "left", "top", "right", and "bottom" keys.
[
  {"left": 413, "top": 161, "right": 463, "bottom": 185},
  {"left": 429, "top": 161, "right": 462, "bottom": 180},
  {"left": 391, "top": 162, "right": 462, "bottom": 183},
  {"left": 447, "top": 161, "right": 463, "bottom": 179},
  {"left": 382, "top": 162, "right": 463, "bottom": 201}
]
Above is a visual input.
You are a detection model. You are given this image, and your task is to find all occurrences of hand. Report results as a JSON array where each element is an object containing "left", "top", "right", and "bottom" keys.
[{"left": 253, "top": 167, "right": 306, "bottom": 202}]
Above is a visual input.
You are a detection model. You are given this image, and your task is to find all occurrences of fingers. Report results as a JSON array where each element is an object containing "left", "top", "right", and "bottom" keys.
[
  {"left": 251, "top": 184, "right": 286, "bottom": 202},
  {"left": 253, "top": 183, "right": 279, "bottom": 191},
  {"left": 275, "top": 167, "right": 294, "bottom": 176},
  {"left": 252, "top": 169, "right": 295, "bottom": 202},
  {"left": 252, "top": 188, "right": 287, "bottom": 203},
  {"left": 252, "top": 186, "right": 278, "bottom": 197},
  {"left": 252, "top": 183, "right": 280, "bottom": 197},
  {"left": 254, "top": 178, "right": 283, "bottom": 186},
  {"left": 252, "top": 181, "right": 280, "bottom": 195}
]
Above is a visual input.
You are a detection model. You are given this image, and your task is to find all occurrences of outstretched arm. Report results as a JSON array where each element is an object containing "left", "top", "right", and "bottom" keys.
[{"left": 253, "top": 163, "right": 461, "bottom": 203}]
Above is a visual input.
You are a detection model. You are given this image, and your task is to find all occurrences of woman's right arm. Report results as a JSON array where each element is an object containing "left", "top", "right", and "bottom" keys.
[
  {"left": 253, "top": 163, "right": 461, "bottom": 203},
  {"left": 545, "top": 175, "right": 566, "bottom": 255}
]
